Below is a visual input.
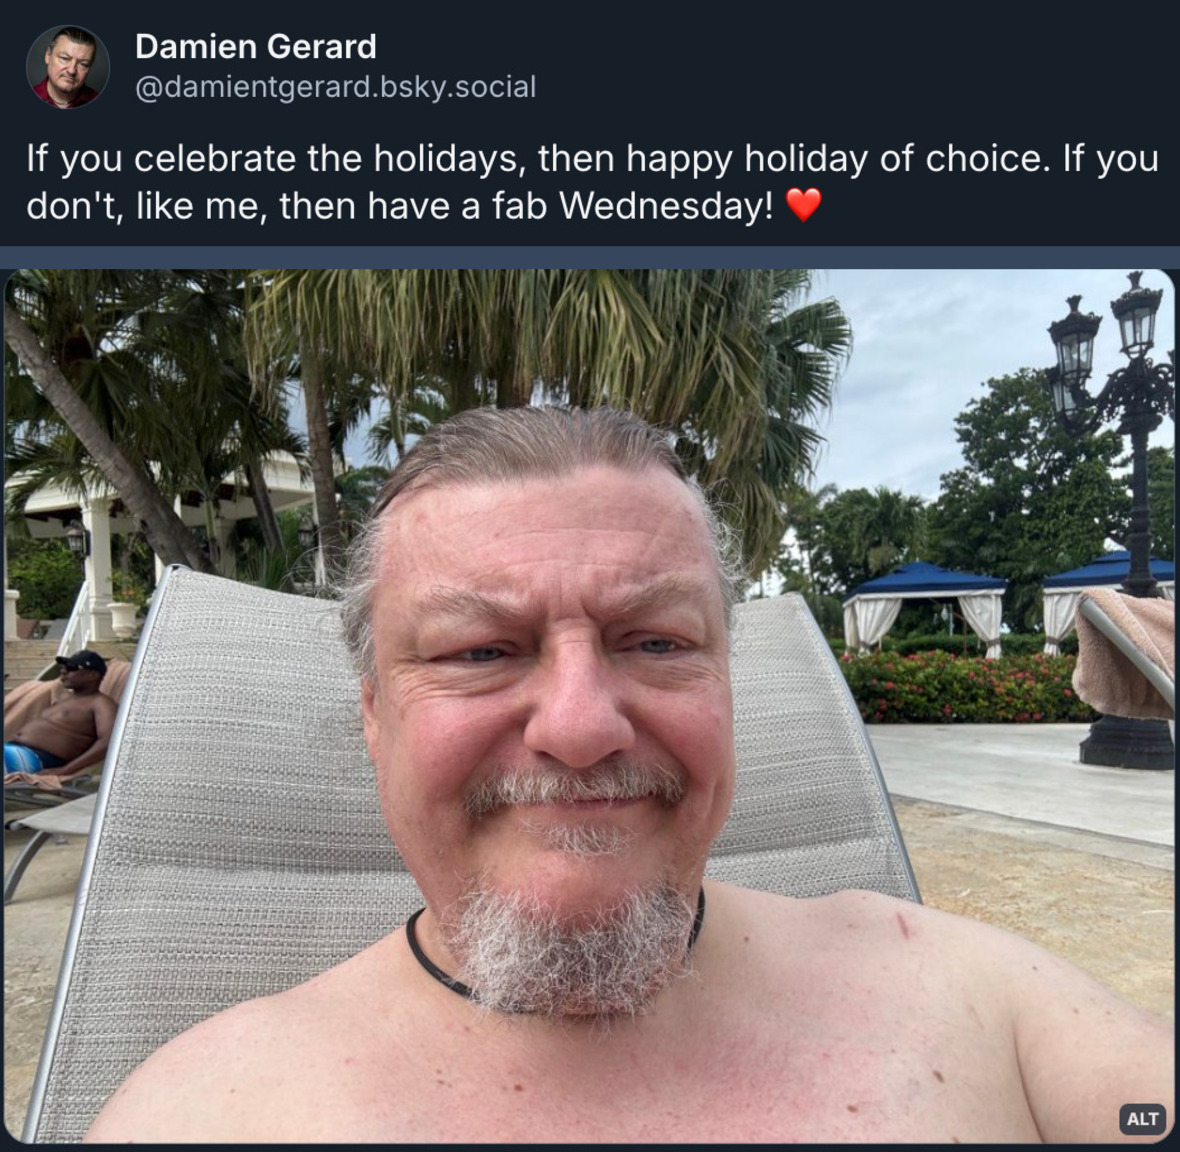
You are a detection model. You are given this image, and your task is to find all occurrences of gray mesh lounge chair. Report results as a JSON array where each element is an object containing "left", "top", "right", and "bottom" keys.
[
  {"left": 4, "top": 794, "right": 96, "bottom": 905},
  {"left": 22, "top": 566, "right": 918, "bottom": 1143}
]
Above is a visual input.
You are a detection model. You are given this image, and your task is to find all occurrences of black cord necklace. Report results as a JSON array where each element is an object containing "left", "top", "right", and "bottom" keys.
[{"left": 405, "top": 887, "right": 707, "bottom": 1003}]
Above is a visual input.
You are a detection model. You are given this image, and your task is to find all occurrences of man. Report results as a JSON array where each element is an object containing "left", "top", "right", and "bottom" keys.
[
  {"left": 86, "top": 407, "right": 1172, "bottom": 1142},
  {"left": 5, "top": 650, "right": 116, "bottom": 778},
  {"left": 33, "top": 27, "right": 99, "bottom": 109}
]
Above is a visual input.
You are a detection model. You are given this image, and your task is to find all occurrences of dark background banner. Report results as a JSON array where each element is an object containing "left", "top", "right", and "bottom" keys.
[{"left": 6, "top": 5, "right": 1176, "bottom": 250}]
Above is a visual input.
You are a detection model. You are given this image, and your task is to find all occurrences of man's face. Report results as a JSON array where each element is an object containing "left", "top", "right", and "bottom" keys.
[
  {"left": 44, "top": 36, "right": 94, "bottom": 102},
  {"left": 361, "top": 465, "right": 736, "bottom": 927},
  {"left": 60, "top": 666, "right": 99, "bottom": 692}
]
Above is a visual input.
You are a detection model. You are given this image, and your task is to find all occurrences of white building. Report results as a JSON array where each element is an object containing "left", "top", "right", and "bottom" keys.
[{"left": 5, "top": 455, "right": 315, "bottom": 643}]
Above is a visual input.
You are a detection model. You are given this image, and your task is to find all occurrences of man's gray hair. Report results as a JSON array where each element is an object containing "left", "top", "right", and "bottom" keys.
[{"left": 338, "top": 405, "right": 745, "bottom": 678}]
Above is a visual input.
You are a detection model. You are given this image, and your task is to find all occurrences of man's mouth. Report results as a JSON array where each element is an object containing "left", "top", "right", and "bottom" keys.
[
  {"left": 544, "top": 796, "right": 645, "bottom": 811},
  {"left": 465, "top": 762, "right": 686, "bottom": 820}
]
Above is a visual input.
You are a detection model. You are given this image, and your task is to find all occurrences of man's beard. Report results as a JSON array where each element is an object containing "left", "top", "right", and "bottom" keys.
[
  {"left": 438, "top": 758, "right": 699, "bottom": 1018},
  {"left": 438, "top": 881, "right": 699, "bottom": 1020}
]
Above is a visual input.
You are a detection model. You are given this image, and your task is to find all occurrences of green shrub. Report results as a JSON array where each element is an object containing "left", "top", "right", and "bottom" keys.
[
  {"left": 839, "top": 648, "right": 1098, "bottom": 723},
  {"left": 6, "top": 538, "right": 83, "bottom": 620},
  {"left": 851, "top": 632, "right": 1077, "bottom": 658}
]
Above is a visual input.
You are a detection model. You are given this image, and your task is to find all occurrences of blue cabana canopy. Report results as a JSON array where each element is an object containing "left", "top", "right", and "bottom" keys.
[
  {"left": 845, "top": 562, "right": 1006, "bottom": 598},
  {"left": 843, "top": 562, "right": 1007, "bottom": 658},
  {"left": 1043, "top": 550, "right": 1175, "bottom": 589},
  {"left": 1042, "top": 551, "right": 1175, "bottom": 654}
]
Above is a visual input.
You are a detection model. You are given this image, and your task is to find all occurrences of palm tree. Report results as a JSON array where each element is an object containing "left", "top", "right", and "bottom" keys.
[
  {"left": 6, "top": 270, "right": 309, "bottom": 575},
  {"left": 246, "top": 269, "right": 851, "bottom": 577},
  {"left": 5, "top": 271, "right": 216, "bottom": 571},
  {"left": 777, "top": 481, "right": 839, "bottom": 598},
  {"left": 819, "top": 485, "right": 928, "bottom": 594}
]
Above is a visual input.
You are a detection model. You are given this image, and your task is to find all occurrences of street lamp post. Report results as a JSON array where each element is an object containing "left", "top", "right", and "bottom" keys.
[{"left": 1046, "top": 272, "right": 1175, "bottom": 770}]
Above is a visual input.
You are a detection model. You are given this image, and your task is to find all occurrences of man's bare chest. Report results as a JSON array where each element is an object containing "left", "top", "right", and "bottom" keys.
[
  {"left": 39, "top": 700, "right": 97, "bottom": 734},
  {"left": 303, "top": 1019, "right": 1040, "bottom": 1143}
]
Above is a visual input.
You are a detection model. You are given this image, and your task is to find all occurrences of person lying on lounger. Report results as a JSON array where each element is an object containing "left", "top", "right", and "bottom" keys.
[
  {"left": 85, "top": 407, "right": 1173, "bottom": 1144},
  {"left": 5, "top": 651, "right": 116, "bottom": 779}
]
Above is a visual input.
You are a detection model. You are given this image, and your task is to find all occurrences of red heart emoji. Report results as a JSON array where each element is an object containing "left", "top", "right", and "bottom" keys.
[{"left": 786, "top": 188, "right": 821, "bottom": 222}]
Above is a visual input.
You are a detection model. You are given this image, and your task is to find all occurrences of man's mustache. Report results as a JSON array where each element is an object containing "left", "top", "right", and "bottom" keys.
[{"left": 465, "top": 759, "right": 687, "bottom": 819}]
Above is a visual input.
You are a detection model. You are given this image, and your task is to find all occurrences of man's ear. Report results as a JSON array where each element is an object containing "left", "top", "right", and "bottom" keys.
[{"left": 360, "top": 676, "right": 382, "bottom": 761}]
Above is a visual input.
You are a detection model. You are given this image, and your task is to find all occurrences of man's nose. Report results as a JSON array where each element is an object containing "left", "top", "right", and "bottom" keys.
[{"left": 522, "top": 642, "right": 636, "bottom": 768}]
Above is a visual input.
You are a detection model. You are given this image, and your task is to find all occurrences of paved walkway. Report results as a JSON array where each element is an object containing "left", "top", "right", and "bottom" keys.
[{"left": 867, "top": 723, "right": 1174, "bottom": 847}]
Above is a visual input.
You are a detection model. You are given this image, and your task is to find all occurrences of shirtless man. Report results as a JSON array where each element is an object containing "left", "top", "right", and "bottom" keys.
[
  {"left": 86, "top": 407, "right": 1173, "bottom": 1143},
  {"left": 5, "top": 650, "right": 116, "bottom": 778}
]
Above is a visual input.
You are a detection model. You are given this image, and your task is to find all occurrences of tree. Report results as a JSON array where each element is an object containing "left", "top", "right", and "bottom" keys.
[
  {"left": 1143, "top": 446, "right": 1174, "bottom": 562},
  {"left": 814, "top": 485, "right": 928, "bottom": 595},
  {"left": 774, "top": 481, "right": 838, "bottom": 598},
  {"left": 927, "top": 368, "right": 1129, "bottom": 631},
  {"left": 247, "top": 269, "right": 851, "bottom": 578},
  {"left": 6, "top": 270, "right": 305, "bottom": 575},
  {"left": 4, "top": 276, "right": 216, "bottom": 572},
  {"left": 5, "top": 537, "right": 82, "bottom": 620}
]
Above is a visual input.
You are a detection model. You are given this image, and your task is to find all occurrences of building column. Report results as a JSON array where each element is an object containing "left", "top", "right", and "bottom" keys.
[
  {"left": 3, "top": 544, "right": 19, "bottom": 641},
  {"left": 82, "top": 496, "right": 116, "bottom": 641}
]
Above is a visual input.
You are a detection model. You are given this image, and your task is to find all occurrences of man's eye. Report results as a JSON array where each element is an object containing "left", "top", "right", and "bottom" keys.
[
  {"left": 462, "top": 646, "right": 505, "bottom": 662},
  {"left": 638, "top": 638, "right": 678, "bottom": 654}
]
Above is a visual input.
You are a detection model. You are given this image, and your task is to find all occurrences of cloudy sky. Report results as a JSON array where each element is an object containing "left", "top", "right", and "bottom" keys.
[
  {"left": 805, "top": 268, "right": 1175, "bottom": 501},
  {"left": 341, "top": 268, "right": 1174, "bottom": 501}
]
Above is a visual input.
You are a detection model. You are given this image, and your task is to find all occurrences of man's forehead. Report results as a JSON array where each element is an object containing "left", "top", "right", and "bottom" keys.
[
  {"left": 414, "top": 573, "right": 717, "bottom": 622},
  {"left": 52, "top": 37, "right": 93, "bottom": 55},
  {"left": 388, "top": 466, "right": 705, "bottom": 532},
  {"left": 374, "top": 467, "right": 721, "bottom": 607}
]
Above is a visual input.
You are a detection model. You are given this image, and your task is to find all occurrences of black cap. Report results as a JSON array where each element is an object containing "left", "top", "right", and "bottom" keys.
[{"left": 56, "top": 650, "right": 108, "bottom": 676}]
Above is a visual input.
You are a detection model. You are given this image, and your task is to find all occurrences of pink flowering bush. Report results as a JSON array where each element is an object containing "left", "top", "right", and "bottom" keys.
[{"left": 839, "top": 650, "right": 1098, "bottom": 723}]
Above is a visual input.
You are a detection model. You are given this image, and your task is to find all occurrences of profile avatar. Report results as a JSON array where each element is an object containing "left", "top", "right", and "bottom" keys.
[{"left": 34, "top": 27, "right": 100, "bottom": 109}]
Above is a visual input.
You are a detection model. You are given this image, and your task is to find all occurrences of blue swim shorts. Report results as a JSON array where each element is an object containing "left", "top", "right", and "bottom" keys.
[{"left": 4, "top": 744, "right": 66, "bottom": 774}]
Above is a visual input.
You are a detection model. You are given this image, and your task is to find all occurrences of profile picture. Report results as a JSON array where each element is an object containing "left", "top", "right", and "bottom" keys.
[{"left": 28, "top": 25, "right": 109, "bottom": 109}]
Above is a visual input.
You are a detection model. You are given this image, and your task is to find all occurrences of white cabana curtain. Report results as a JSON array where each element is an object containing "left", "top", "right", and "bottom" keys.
[
  {"left": 1042, "top": 589, "right": 1080, "bottom": 656},
  {"left": 843, "top": 596, "right": 903, "bottom": 654},
  {"left": 1043, "top": 581, "right": 1174, "bottom": 652},
  {"left": 957, "top": 591, "right": 1004, "bottom": 659}
]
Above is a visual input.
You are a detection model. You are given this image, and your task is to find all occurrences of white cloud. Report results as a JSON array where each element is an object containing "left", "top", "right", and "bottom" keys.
[{"left": 809, "top": 269, "right": 1175, "bottom": 501}]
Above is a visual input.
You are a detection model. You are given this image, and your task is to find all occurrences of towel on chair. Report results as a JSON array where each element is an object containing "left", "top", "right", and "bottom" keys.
[
  {"left": 1072, "top": 587, "right": 1175, "bottom": 720},
  {"left": 4, "top": 771, "right": 64, "bottom": 791}
]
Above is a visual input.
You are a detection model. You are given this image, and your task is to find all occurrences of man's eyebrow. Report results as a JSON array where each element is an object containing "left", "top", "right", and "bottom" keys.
[
  {"left": 418, "top": 586, "right": 524, "bottom": 623},
  {"left": 418, "top": 575, "right": 712, "bottom": 623}
]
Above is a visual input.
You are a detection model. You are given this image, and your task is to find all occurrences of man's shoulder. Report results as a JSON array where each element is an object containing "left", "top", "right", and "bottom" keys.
[
  {"left": 78, "top": 691, "right": 118, "bottom": 720},
  {"left": 84, "top": 941, "right": 403, "bottom": 1142},
  {"left": 85, "top": 987, "right": 330, "bottom": 1141},
  {"left": 722, "top": 881, "right": 1044, "bottom": 983},
  {"left": 72, "top": 84, "right": 99, "bottom": 106}
]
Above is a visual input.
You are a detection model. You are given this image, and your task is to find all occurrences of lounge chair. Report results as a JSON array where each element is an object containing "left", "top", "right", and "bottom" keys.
[
  {"left": 21, "top": 566, "right": 918, "bottom": 1142},
  {"left": 4, "top": 793, "right": 96, "bottom": 905}
]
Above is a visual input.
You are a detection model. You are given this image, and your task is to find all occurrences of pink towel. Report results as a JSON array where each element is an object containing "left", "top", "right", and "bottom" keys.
[{"left": 1072, "top": 587, "right": 1174, "bottom": 720}]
